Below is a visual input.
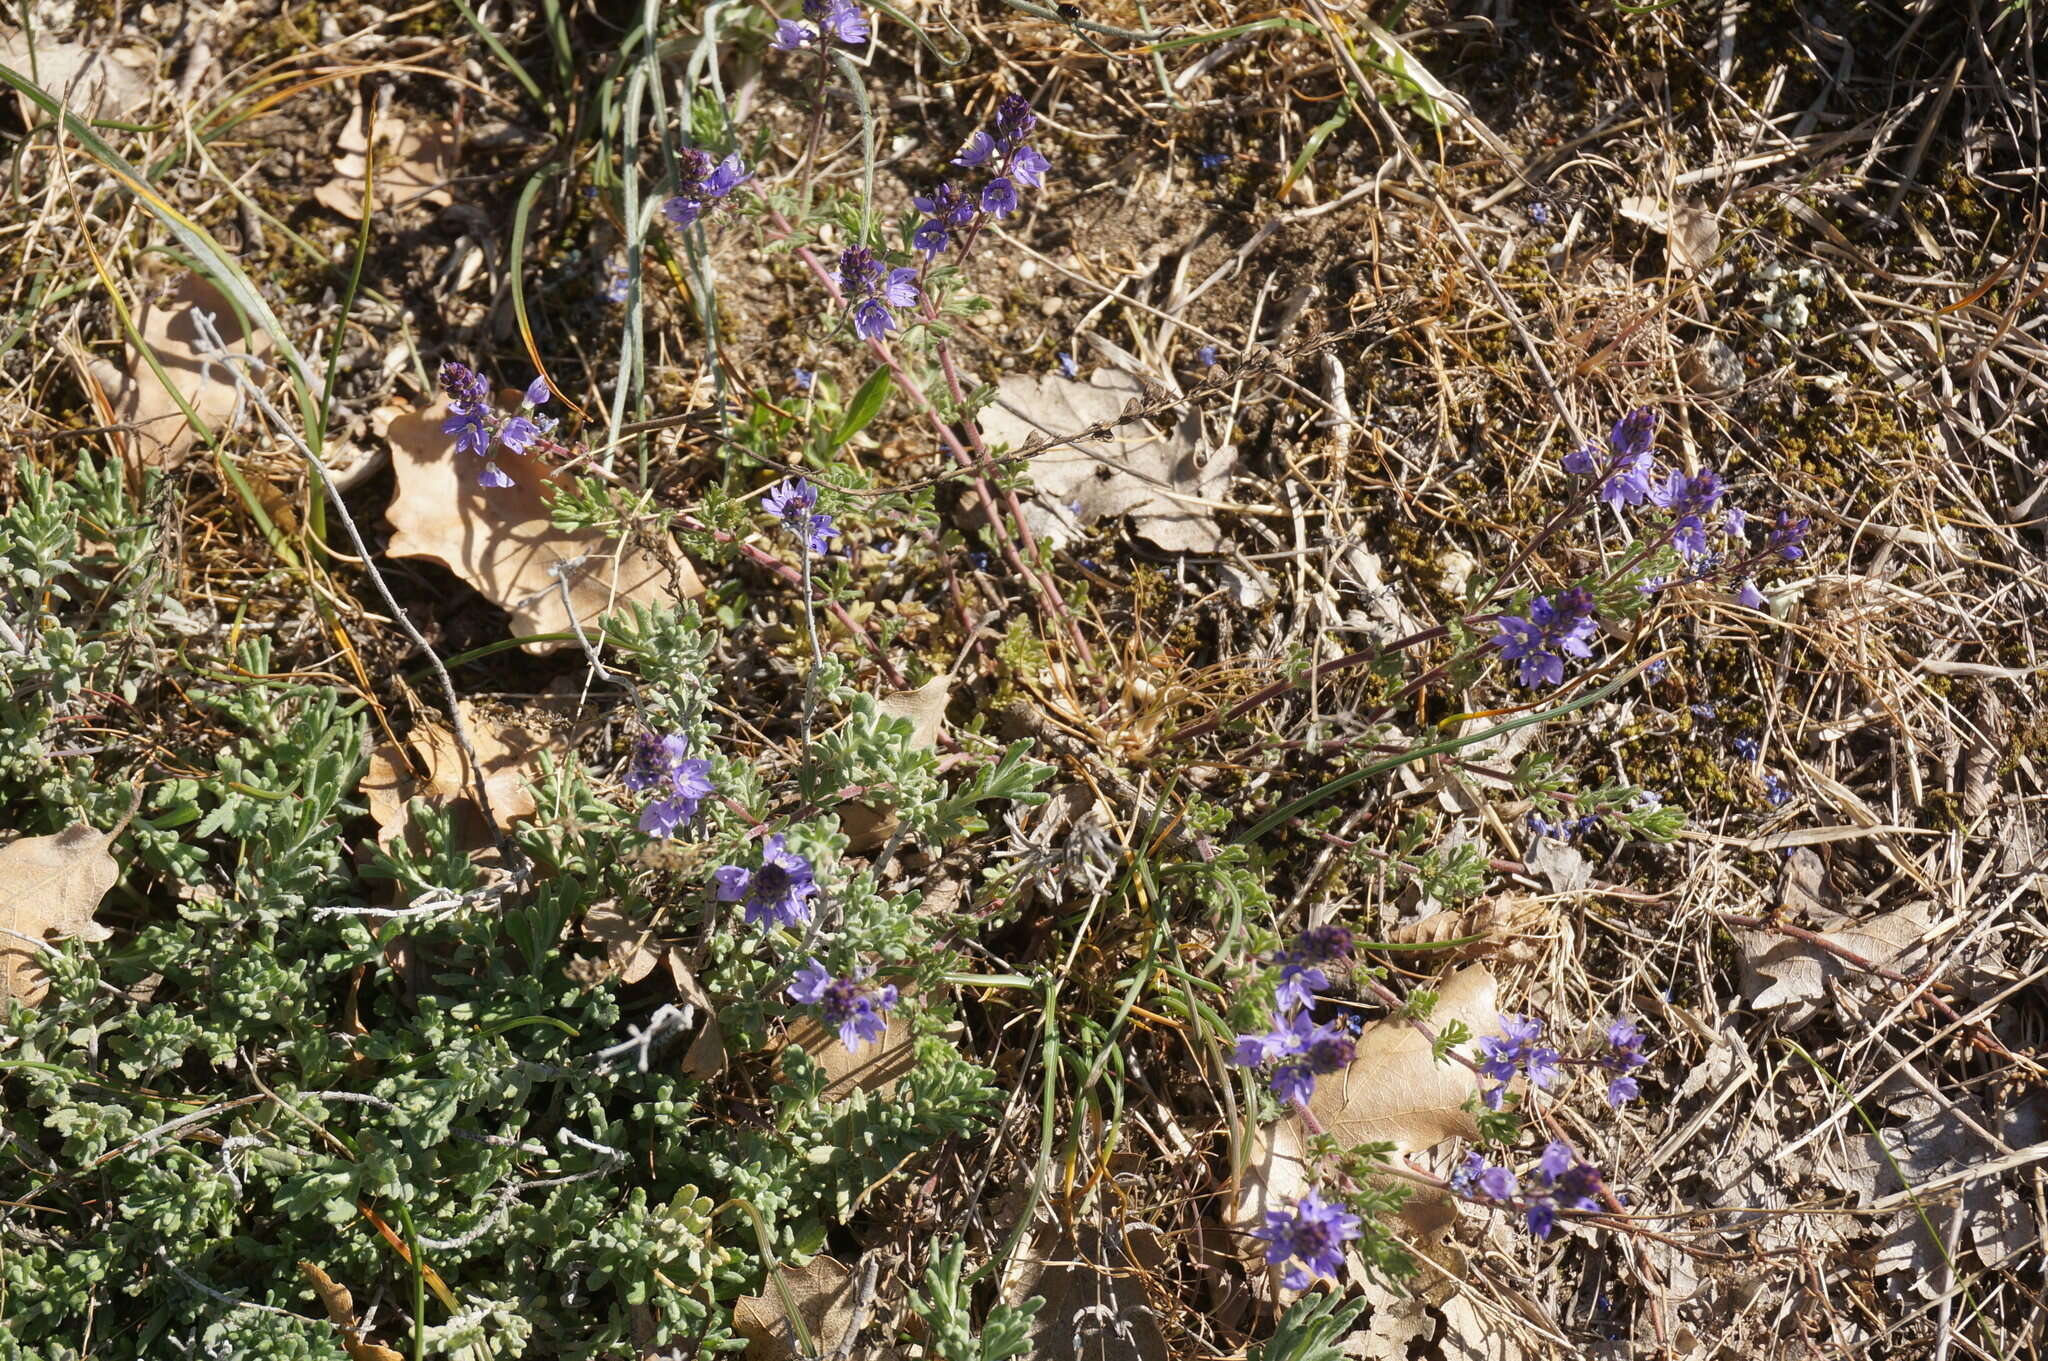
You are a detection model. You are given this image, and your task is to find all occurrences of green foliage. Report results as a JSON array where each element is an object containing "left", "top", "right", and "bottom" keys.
[
  {"left": 1247, "top": 1289, "right": 1371, "bottom": 1361},
  {"left": 907, "top": 1240, "right": 1044, "bottom": 1361}
]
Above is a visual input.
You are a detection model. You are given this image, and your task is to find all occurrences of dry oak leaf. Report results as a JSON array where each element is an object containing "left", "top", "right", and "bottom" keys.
[
  {"left": 0, "top": 822, "right": 119, "bottom": 1007},
  {"left": 298, "top": 1261, "right": 405, "bottom": 1361},
  {"left": 842, "top": 675, "right": 950, "bottom": 851},
  {"left": 1618, "top": 194, "right": 1722, "bottom": 275},
  {"left": 1735, "top": 903, "right": 1934, "bottom": 1024},
  {"left": 384, "top": 404, "right": 700, "bottom": 653},
  {"left": 86, "top": 273, "right": 272, "bottom": 467},
  {"left": 361, "top": 702, "right": 551, "bottom": 851},
  {"left": 784, "top": 1010, "right": 915, "bottom": 1104},
  {"left": 976, "top": 369, "right": 1237, "bottom": 553},
  {"left": 733, "top": 1254, "right": 856, "bottom": 1360},
  {"left": 0, "top": 30, "right": 152, "bottom": 122},
  {"left": 313, "top": 93, "right": 456, "bottom": 218},
  {"left": 1231, "top": 964, "right": 1497, "bottom": 1289}
]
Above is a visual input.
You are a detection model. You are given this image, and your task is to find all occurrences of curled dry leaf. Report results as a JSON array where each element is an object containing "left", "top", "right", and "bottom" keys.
[
  {"left": 0, "top": 822, "right": 120, "bottom": 1007},
  {"left": 976, "top": 369, "right": 1236, "bottom": 553},
  {"left": 0, "top": 30, "right": 153, "bottom": 121},
  {"left": 733, "top": 1254, "right": 855, "bottom": 1361},
  {"left": 1385, "top": 897, "right": 1558, "bottom": 966},
  {"left": 1734, "top": 903, "right": 1934, "bottom": 1026},
  {"left": 361, "top": 702, "right": 551, "bottom": 852},
  {"left": 784, "top": 1010, "right": 915, "bottom": 1103},
  {"left": 1230, "top": 964, "right": 1496, "bottom": 1291},
  {"left": 298, "top": 1261, "right": 405, "bottom": 1361},
  {"left": 384, "top": 404, "right": 701, "bottom": 654},
  {"left": 578, "top": 903, "right": 662, "bottom": 985},
  {"left": 313, "top": 93, "right": 456, "bottom": 218},
  {"left": 842, "top": 675, "right": 949, "bottom": 851},
  {"left": 85, "top": 273, "right": 272, "bottom": 467},
  {"left": 1618, "top": 194, "right": 1722, "bottom": 275},
  {"left": 668, "top": 949, "right": 727, "bottom": 1079}
]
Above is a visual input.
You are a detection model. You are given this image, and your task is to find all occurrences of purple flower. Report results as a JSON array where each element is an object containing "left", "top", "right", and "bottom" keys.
[
  {"left": 1671, "top": 515, "right": 1709, "bottom": 558},
  {"left": 1764, "top": 773, "right": 1791, "bottom": 807},
  {"left": 801, "top": 512, "right": 837, "bottom": 554},
  {"left": 1057, "top": 351, "right": 1077, "bottom": 380},
  {"left": 1732, "top": 735, "right": 1759, "bottom": 762},
  {"left": 981, "top": 177, "right": 1018, "bottom": 217},
  {"left": 1609, "top": 407, "right": 1658, "bottom": 462},
  {"left": 1491, "top": 586, "right": 1598, "bottom": 688},
  {"left": 1601, "top": 1017, "right": 1648, "bottom": 1108},
  {"left": 712, "top": 833, "right": 820, "bottom": 928},
  {"left": 883, "top": 267, "right": 920, "bottom": 309},
  {"left": 772, "top": 18, "right": 811, "bottom": 48},
  {"left": 663, "top": 149, "right": 750, "bottom": 231},
  {"left": 1254, "top": 1190, "right": 1362, "bottom": 1292},
  {"left": 762, "top": 476, "right": 819, "bottom": 524},
  {"left": 787, "top": 959, "right": 898, "bottom": 1050},
  {"left": 442, "top": 406, "right": 492, "bottom": 459},
  {"left": 1267, "top": 925, "right": 1352, "bottom": 1013},
  {"left": 794, "top": 367, "right": 815, "bottom": 390},
  {"left": 1724, "top": 506, "right": 1748, "bottom": 536},
  {"left": 625, "top": 733, "right": 694, "bottom": 793},
  {"left": 1600, "top": 452, "right": 1655, "bottom": 510},
  {"left": 991, "top": 94, "right": 1037, "bottom": 146},
  {"left": 1011, "top": 145, "right": 1051, "bottom": 189},
  {"left": 1451, "top": 1151, "right": 1518, "bottom": 1202},
  {"left": 625, "top": 733, "right": 716, "bottom": 838},
  {"left": 477, "top": 461, "right": 515, "bottom": 489},
  {"left": 1197, "top": 345, "right": 1217, "bottom": 368},
  {"left": 522, "top": 375, "right": 550, "bottom": 407},
  {"left": 1767, "top": 511, "right": 1810, "bottom": 561},
  {"left": 952, "top": 130, "right": 997, "bottom": 169},
  {"left": 1522, "top": 1141, "right": 1605, "bottom": 1238},
  {"left": 1528, "top": 200, "right": 1551, "bottom": 226},
  {"left": 1231, "top": 1009, "right": 1354, "bottom": 1106},
  {"left": 1734, "top": 579, "right": 1766, "bottom": 610},
  {"left": 1477, "top": 1013, "right": 1561, "bottom": 1099},
  {"left": 705, "top": 153, "right": 752, "bottom": 199},
  {"left": 439, "top": 360, "right": 490, "bottom": 410},
  {"left": 912, "top": 183, "right": 974, "bottom": 256},
  {"left": 837, "top": 247, "right": 915, "bottom": 339},
  {"left": 853, "top": 297, "right": 895, "bottom": 341},
  {"left": 804, "top": 0, "right": 870, "bottom": 44},
  {"left": 498, "top": 415, "right": 542, "bottom": 456},
  {"left": 1561, "top": 442, "right": 1600, "bottom": 477},
  {"left": 1649, "top": 467, "right": 1723, "bottom": 517}
]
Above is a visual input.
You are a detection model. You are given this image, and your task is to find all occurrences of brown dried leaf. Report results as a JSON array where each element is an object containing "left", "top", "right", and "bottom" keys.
[
  {"left": 384, "top": 403, "right": 701, "bottom": 653},
  {"left": 1618, "top": 195, "right": 1721, "bottom": 275},
  {"left": 843, "top": 676, "right": 950, "bottom": 851},
  {"left": 785, "top": 1012, "right": 915, "bottom": 1103},
  {"left": 733, "top": 1255, "right": 855, "bottom": 1360},
  {"left": 977, "top": 370, "right": 1236, "bottom": 552},
  {"left": 669, "top": 949, "right": 727, "bottom": 1079},
  {"left": 87, "top": 273, "right": 273, "bottom": 467},
  {"left": 314, "top": 95, "right": 455, "bottom": 218},
  {"left": 580, "top": 903, "right": 661, "bottom": 984},
  {"left": 0, "top": 31, "right": 152, "bottom": 121},
  {"left": 361, "top": 702, "right": 550, "bottom": 851},
  {"left": 1735, "top": 904, "right": 1933, "bottom": 1022},
  {"left": 0, "top": 822, "right": 119, "bottom": 1007},
  {"left": 1231, "top": 965, "right": 1496, "bottom": 1288},
  {"left": 298, "top": 1261, "right": 406, "bottom": 1361}
]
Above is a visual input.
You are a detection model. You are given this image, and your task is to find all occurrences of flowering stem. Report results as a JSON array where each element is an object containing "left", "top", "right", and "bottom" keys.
[{"left": 753, "top": 200, "right": 1090, "bottom": 660}]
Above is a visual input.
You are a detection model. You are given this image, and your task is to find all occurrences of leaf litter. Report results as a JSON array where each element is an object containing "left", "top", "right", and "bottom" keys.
[
  {"left": 384, "top": 403, "right": 701, "bottom": 652},
  {"left": 0, "top": 821, "right": 120, "bottom": 1007},
  {"left": 976, "top": 369, "right": 1237, "bottom": 553}
]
